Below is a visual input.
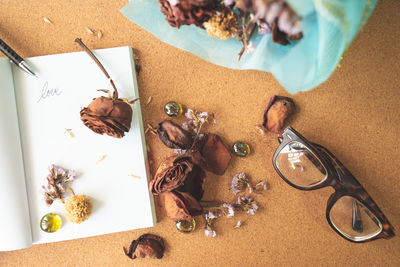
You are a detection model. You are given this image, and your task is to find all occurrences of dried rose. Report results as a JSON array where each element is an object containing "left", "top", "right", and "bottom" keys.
[
  {"left": 124, "top": 234, "right": 165, "bottom": 259},
  {"left": 80, "top": 96, "right": 133, "bottom": 138},
  {"left": 160, "top": 191, "right": 202, "bottom": 221},
  {"left": 262, "top": 95, "right": 295, "bottom": 133},
  {"left": 157, "top": 120, "right": 193, "bottom": 149},
  {"left": 200, "top": 134, "right": 231, "bottom": 175},
  {"left": 159, "top": 0, "right": 214, "bottom": 28},
  {"left": 150, "top": 154, "right": 205, "bottom": 201}
]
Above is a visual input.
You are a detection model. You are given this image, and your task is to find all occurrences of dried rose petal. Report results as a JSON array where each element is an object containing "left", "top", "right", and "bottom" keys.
[
  {"left": 157, "top": 120, "right": 194, "bottom": 149},
  {"left": 124, "top": 233, "right": 165, "bottom": 259},
  {"left": 80, "top": 96, "right": 132, "bottom": 138},
  {"left": 150, "top": 155, "right": 206, "bottom": 200},
  {"left": 160, "top": 191, "right": 202, "bottom": 222},
  {"left": 200, "top": 134, "right": 231, "bottom": 175},
  {"left": 262, "top": 95, "right": 295, "bottom": 133}
]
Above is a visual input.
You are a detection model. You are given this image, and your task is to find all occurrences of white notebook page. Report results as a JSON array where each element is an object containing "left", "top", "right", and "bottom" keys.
[
  {"left": 12, "top": 47, "right": 156, "bottom": 244},
  {"left": 0, "top": 59, "right": 32, "bottom": 251}
]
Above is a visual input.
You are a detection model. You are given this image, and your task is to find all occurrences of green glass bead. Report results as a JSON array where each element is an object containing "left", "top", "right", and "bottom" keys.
[
  {"left": 176, "top": 219, "right": 196, "bottom": 233},
  {"left": 164, "top": 101, "right": 182, "bottom": 117},
  {"left": 232, "top": 141, "right": 251, "bottom": 157},
  {"left": 40, "top": 213, "right": 62, "bottom": 233}
]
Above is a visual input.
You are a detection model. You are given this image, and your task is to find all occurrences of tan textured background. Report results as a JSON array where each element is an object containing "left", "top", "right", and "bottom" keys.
[{"left": 0, "top": 1, "right": 399, "bottom": 266}]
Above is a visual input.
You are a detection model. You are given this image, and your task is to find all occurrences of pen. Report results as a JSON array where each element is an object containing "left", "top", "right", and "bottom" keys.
[{"left": 0, "top": 38, "right": 37, "bottom": 77}]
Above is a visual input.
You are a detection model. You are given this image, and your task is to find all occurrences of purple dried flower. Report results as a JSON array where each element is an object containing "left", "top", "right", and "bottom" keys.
[
  {"left": 236, "top": 195, "right": 258, "bottom": 215},
  {"left": 167, "top": 0, "right": 179, "bottom": 6},
  {"left": 254, "top": 181, "right": 268, "bottom": 193},
  {"left": 234, "top": 221, "right": 242, "bottom": 228},
  {"left": 205, "top": 229, "right": 216, "bottom": 237},
  {"left": 231, "top": 173, "right": 251, "bottom": 195},
  {"left": 224, "top": 0, "right": 234, "bottom": 6},
  {"left": 185, "top": 109, "right": 194, "bottom": 120},
  {"left": 246, "top": 41, "right": 255, "bottom": 53},
  {"left": 222, "top": 203, "right": 235, "bottom": 218},
  {"left": 257, "top": 21, "right": 271, "bottom": 35}
]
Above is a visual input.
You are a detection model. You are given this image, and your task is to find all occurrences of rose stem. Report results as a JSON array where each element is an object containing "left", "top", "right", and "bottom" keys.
[{"left": 74, "top": 38, "right": 119, "bottom": 99}]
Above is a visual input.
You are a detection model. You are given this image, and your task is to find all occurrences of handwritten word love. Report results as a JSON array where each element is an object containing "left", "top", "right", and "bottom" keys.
[{"left": 37, "top": 81, "right": 62, "bottom": 103}]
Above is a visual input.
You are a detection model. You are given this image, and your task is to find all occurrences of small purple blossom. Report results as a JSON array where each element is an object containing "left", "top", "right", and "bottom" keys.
[
  {"left": 258, "top": 21, "right": 271, "bottom": 35},
  {"left": 234, "top": 221, "right": 242, "bottom": 228},
  {"left": 237, "top": 195, "right": 259, "bottom": 215},
  {"left": 167, "top": 0, "right": 179, "bottom": 6},
  {"left": 231, "top": 172, "right": 251, "bottom": 195},
  {"left": 42, "top": 164, "right": 76, "bottom": 206},
  {"left": 222, "top": 203, "right": 235, "bottom": 218},
  {"left": 173, "top": 149, "right": 187, "bottom": 155},
  {"left": 205, "top": 229, "right": 216, "bottom": 237},
  {"left": 224, "top": 0, "right": 234, "bottom": 6},
  {"left": 246, "top": 41, "right": 255, "bottom": 53}
]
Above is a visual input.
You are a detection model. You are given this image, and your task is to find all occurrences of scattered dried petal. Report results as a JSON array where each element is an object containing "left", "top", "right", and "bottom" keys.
[
  {"left": 129, "top": 174, "right": 140, "bottom": 179},
  {"left": 124, "top": 234, "right": 165, "bottom": 259},
  {"left": 43, "top": 17, "right": 53, "bottom": 24},
  {"left": 65, "top": 128, "right": 74, "bottom": 138},
  {"left": 97, "top": 154, "right": 106, "bottom": 163},
  {"left": 97, "top": 30, "right": 103, "bottom": 39},
  {"left": 262, "top": 95, "right": 295, "bottom": 133},
  {"left": 234, "top": 221, "right": 242, "bottom": 228},
  {"left": 204, "top": 229, "right": 216, "bottom": 237},
  {"left": 256, "top": 125, "right": 265, "bottom": 135},
  {"left": 86, "top": 27, "right": 94, "bottom": 35},
  {"left": 253, "top": 181, "right": 268, "bottom": 193},
  {"left": 145, "top": 96, "right": 153, "bottom": 105},
  {"left": 200, "top": 134, "right": 231, "bottom": 175},
  {"left": 157, "top": 120, "right": 194, "bottom": 149}
]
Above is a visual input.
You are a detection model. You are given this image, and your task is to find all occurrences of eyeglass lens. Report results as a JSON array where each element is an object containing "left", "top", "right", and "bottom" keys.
[
  {"left": 329, "top": 196, "right": 382, "bottom": 241},
  {"left": 275, "top": 141, "right": 327, "bottom": 187}
]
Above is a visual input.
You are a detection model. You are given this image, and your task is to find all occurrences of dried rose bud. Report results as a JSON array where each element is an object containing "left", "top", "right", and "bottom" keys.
[
  {"left": 150, "top": 154, "right": 206, "bottom": 201},
  {"left": 262, "top": 95, "right": 295, "bottom": 133},
  {"left": 124, "top": 234, "right": 165, "bottom": 259},
  {"left": 157, "top": 120, "right": 194, "bottom": 149},
  {"left": 159, "top": 0, "right": 214, "bottom": 28},
  {"left": 160, "top": 191, "right": 202, "bottom": 222},
  {"left": 80, "top": 96, "right": 132, "bottom": 138},
  {"left": 200, "top": 134, "right": 231, "bottom": 175}
]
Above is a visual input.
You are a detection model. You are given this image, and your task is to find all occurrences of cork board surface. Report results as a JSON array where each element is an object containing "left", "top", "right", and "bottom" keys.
[{"left": 0, "top": 1, "right": 399, "bottom": 266}]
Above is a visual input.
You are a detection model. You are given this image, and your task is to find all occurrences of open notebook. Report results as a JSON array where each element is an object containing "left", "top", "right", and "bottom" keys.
[{"left": 0, "top": 47, "right": 156, "bottom": 251}]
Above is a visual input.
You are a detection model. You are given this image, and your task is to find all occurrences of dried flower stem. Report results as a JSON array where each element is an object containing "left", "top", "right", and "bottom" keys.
[
  {"left": 75, "top": 38, "right": 119, "bottom": 99},
  {"left": 238, "top": 23, "right": 257, "bottom": 61}
]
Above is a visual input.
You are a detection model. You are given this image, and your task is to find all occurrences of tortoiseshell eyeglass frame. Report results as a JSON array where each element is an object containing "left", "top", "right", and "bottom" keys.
[{"left": 272, "top": 126, "right": 395, "bottom": 243}]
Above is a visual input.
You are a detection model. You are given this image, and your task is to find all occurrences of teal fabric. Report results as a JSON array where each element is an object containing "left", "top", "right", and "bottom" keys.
[{"left": 121, "top": 0, "right": 377, "bottom": 93}]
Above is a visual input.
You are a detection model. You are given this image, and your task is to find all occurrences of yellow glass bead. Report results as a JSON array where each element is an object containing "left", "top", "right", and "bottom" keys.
[
  {"left": 164, "top": 102, "right": 182, "bottom": 117},
  {"left": 40, "top": 213, "right": 62, "bottom": 233},
  {"left": 176, "top": 219, "right": 196, "bottom": 233},
  {"left": 232, "top": 141, "right": 251, "bottom": 157}
]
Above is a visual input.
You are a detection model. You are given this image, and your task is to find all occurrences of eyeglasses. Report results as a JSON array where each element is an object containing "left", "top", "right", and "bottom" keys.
[{"left": 272, "top": 126, "right": 395, "bottom": 243}]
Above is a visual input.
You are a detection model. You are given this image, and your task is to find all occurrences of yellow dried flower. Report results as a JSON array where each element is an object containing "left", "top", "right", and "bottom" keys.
[
  {"left": 64, "top": 193, "right": 92, "bottom": 224},
  {"left": 203, "top": 8, "right": 238, "bottom": 40}
]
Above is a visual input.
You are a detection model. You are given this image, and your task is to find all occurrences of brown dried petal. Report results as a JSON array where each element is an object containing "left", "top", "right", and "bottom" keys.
[
  {"left": 159, "top": 0, "right": 214, "bottom": 28},
  {"left": 157, "top": 120, "right": 194, "bottom": 149},
  {"left": 80, "top": 96, "right": 132, "bottom": 138},
  {"left": 200, "top": 134, "right": 231, "bottom": 175},
  {"left": 125, "top": 233, "right": 165, "bottom": 259},
  {"left": 150, "top": 155, "right": 205, "bottom": 200},
  {"left": 262, "top": 95, "right": 295, "bottom": 133},
  {"left": 160, "top": 191, "right": 202, "bottom": 222},
  {"left": 272, "top": 19, "right": 290, "bottom": 45}
]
